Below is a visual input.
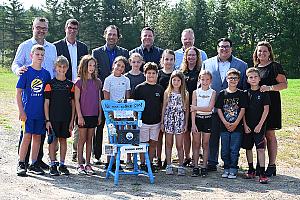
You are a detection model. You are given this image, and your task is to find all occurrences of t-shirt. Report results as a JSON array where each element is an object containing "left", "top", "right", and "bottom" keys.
[
  {"left": 133, "top": 82, "right": 164, "bottom": 124},
  {"left": 215, "top": 89, "right": 247, "bottom": 132},
  {"left": 103, "top": 74, "right": 130, "bottom": 101},
  {"left": 125, "top": 72, "right": 145, "bottom": 98},
  {"left": 157, "top": 70, "right": 172, "bottom": 90},
  {"left": 75, "top": 78, "right": 101, "bottom": 116},
  {"left": 44, "top": 78, "right": 74, "bottom": 122},
  {"left": 16, "top": 66, "right": 51, "bottom": 119},
  {"left": 245, "top": 89, "right": 271, "bottom": 129}
]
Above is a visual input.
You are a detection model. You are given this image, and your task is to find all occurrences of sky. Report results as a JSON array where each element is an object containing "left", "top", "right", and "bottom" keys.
[{"left": 0, "top": 0, "right": 46, "bottom": 9}]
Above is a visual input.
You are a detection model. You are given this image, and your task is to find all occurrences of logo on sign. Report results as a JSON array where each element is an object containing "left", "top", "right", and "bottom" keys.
[{"left": 126, "top": 132, "right": 133, "bottom": 140}]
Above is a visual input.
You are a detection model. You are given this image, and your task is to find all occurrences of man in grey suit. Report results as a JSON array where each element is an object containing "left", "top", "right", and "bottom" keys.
[
  {"left": 92, "top": 25, "right": 129, "bottom": 165},
  {"left": 202, "top": 38, "right": 248, "bottom": 171}
]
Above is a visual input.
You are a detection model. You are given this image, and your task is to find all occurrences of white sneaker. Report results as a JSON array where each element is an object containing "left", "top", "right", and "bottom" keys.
[
  {"left": 166, "top": 165, "right": 174, "bottom": 175},
  {"left": 177, "top": 166, "right": 185, "bottom": 176},
  {"left": 227, "top": 173, "right": 237, "bottom": 179},
  {"left": 222, "top": 171, "right": 229, "bottom": 178}
]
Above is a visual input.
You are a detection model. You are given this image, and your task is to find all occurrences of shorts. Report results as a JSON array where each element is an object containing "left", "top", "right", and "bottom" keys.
[
  {"left": 77, "top": 116, "right": 98, "bottom": 128},
  {"left": 139, "top": 123, "right": 161, "bottom": 142},
  {"left": 242, "top": 128, "right": 266, "bottom": 150},
  {"left": 51, "top": 121, "right": 71, "bottom": 138},
  {"left": 24, "top": 119, "right": 46, "bottom": 135},
  {"left": 195, "top": 114, "right": 212, "bottom": 133}
]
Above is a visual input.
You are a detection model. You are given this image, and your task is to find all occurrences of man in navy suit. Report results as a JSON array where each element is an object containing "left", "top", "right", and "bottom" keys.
[
  {"left": 202, "top": 38, "right": 248, "bottom": 171},
  {"left": 92, "top": 25, "right": 129, "bottom": 165},
  {"left": 53, "top": 19, "right": 88, "bottom": 162}
]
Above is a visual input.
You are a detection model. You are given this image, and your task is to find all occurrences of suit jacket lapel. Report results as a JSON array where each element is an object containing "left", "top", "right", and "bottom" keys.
[{"left": 63, "top": 39, "right": 71, "bottom": 64}]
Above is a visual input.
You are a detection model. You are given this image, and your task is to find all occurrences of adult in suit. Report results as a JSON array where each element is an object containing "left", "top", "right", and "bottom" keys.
[
  {"left": 53, "top": 19, "right": 88, "bottom": 162},
  {"left": 202, "top": 38, "right": 248, "bottom": 171},
  {"left": 92, "top": 25, "right": 129, "bottom": 165}
]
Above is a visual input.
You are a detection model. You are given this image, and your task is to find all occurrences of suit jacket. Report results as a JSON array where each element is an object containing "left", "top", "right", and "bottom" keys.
[
  {"left": 92, "top": 45, "right": 129, "bottom": 83},
  {"left": 202, "top": 55, "right": 248, "bottom": 95},
  {"left": 53, "top": 38, "right": 88, "bottom": 81}
]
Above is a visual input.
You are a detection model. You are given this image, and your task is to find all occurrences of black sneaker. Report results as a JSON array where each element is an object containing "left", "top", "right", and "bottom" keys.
[
  {"left": 49, "top": 165, "right": 60, "bottom": 176},
  {"left": 140, "top": 164, "right": 147, "bottom": 172},
  {"left": 17, "top": 162, "right": 27, "bottom": 176},
  {"left": 38, "top": 161, "right": 49, "bottom": 170},
  {"left": 207, "top": 164, "right": 217, "bottom": 172},
  {"left": 28, "top": 163, "right": 45, "bottom": 175},
  {"left": 201, "top": 168, "right": 208, "bottom": 177},
  {"left": 191, "top": 167, "right": 200, "bottom": 177},
  {"left": 58, "top": 165, "right": 70, "bottom": 175},
  {"left": 156, "top": 159, "right": 162, "bottom": 169},
  {"left": 183, "top": 158, "right": 193, "bottom": 168},
  {"left": 161, "top": 159, "right": 167, "bottom": 170}
]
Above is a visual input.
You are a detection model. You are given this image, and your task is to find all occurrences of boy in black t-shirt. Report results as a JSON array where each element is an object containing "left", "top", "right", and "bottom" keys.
[
  {"left": 215, "top": 68, "right": 247, "bottom": 179},
  {"left": 134, "top": 62, "right": 164, "bottom": 172},
  {"left": 242, "top": 67, "right": 270, "bottom": 184},
  {"left": 44, "top": 56, "right": 75, "bottom": 176}
]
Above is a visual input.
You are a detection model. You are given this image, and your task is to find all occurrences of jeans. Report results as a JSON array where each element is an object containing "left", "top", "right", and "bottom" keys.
[
  {"left": 208, "top": 113, "right": 221, "bottom": 166},
  {"left": 220, "top": 131, "right": 242, "bottom": 174}
]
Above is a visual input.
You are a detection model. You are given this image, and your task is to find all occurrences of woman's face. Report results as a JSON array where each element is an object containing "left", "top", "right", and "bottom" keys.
[
  {"left": 257, "top": 45, "right": 271, "bottom": 62},
  {"left": 187, "top": 49, "right": 197, "bottom": 66}
]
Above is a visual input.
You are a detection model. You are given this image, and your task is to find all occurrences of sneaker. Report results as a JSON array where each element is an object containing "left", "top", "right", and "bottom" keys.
[
  {"left": 140, "top": 164, "right": 147, "bottom": 172},
  {"left": 156, "top": 159, "right": 162, "bottom": 169},
  {"left": 191, "top": 167, "right": 200, "bottom": 177},
  {"left": 28, "top": 163, "right": 45, "bottom": 175},
  {"left": 85, "top": 165, "right": 96, "bottom": 175},
  {"left": 165, "top": 165, "right": 174, "bottom": 175},
  {"left": 93, "top": 159, "right": 103, "bottom": 165},
  {"left": 17, "top": 162, "right": 27, "bottom": 176},
  {"left": 244, "top": 169, "right": 256, "bottom": 179},
  {"left": 77, "top": 165, "right": 87, "bottom": 175},
  {"left": 126, "top": 161, "right": 134, "bottom": 169},
  {"left": 161, "top": 159, "right": 167, "bottom": 170},
  {"left": 183, "top": 158, "right": 193, "bottom": 168},
  {"left": 49, "top": 165, "right": 60, "bottom": 176},
  {"left": 59, "top": 165, "right": 70, "bottom": 175},
  {"left": 207, "top": 164, "right": 217, "bottom": 172},
  {"left": 228, "top": 173, "right": 237, "bottom": 179},
  {"left": 222, "top": 170, "right": 229, "bottom": 178},
  {"left": 201, "top": 168, "right": 208, "bottom": 177},
  {"left": 259, "top": 175, "right": 269, "bottom": 184},
  {"left": 38, "top": 161, "right": 49, "bottom": 170},
  {"left": 177, "top": 166, "right": 185, "bottom": 176}
]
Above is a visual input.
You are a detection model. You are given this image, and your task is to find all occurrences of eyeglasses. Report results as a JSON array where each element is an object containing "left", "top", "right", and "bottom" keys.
[
  {"left": 218, "top": 45, "right": 231, "bottom": 49},
  {"left": 35, "top": 26, "right": 48, "bottom": 31},
  {"left": 227, "top": 77, "right": 239, "bottom": 81}
]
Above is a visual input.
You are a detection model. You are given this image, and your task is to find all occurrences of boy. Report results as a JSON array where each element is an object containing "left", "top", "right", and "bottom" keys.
[
  {"left": 16, "top": 45, "right": 51, "bottom": 176},
  {"left": 133, "top": 62, "right": 164, "bottom": 172},
  {"left": 44, "top": 56, "right": 75, "bottom": 176},
  {"left": 215, "top": 68, "right": 247, "bottom": 179},
  {"left": 242, "top": 67, "right": 270, "bottom": 184}
]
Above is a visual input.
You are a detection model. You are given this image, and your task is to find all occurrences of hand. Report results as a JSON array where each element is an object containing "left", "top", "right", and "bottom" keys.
[
  {"left": 69, "top": 121, "right": 74, "bottom": 133},
  {"left": 228, "top": 122, "right": 238, "bottom": 132},
  {"left": 19, "top": 111, "right": 27, "bottom": 122},
  {"left": 260, "top": 85, "right": 270, "bottom": 92},
  {"left": 78, "top": 116, "right": 85, "bottom": 127},
  {"left": 183, "top": 123, "right": 188, "bottom": 133},
  {"left": 97, "top": 116, "right": 102, "bottom": 125},
  {"left": 224, "top": 121, "right": 231, "bottom": 130},
  {"left": 16, "top": 66, "right": 28, "bottom": 76},
  {"left": 244, "top": 124, "right": 251, "bottom": 134},
  {"left": 46, "top": 121, "right": 52, "bottom": 135},
  {"left": 160, "top": 123, "right": 165, "bottom": 132},
  {"left": 190, "top": 105, "right": 197, "bottom": 112},
  {"left": 254, "top": 124, "right": 262, "bottom": 133},
  {"left": 191, "top": 124, "right": 198, "bottom": 133}
]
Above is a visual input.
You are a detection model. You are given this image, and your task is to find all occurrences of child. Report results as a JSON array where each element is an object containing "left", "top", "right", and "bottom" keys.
[
  {"left": 16, "top": 45, "right": 51, "bottom": 176},
  {"left": 156, "top": 49, "right": 175, "bottom": 169},
  {"left": 190, "top": 70, "right": 216, "bottom": 177},
  {"left": 74, "top": 55, "right": 102, "bottom": 175},
  {"left": 125, "top": 53, "right": 145, "bottom": 169},
  {"left": 44, "top": 56, "right": 75, "bottom": 176},
  {"left": 215, "top": 68, "right": 247, "bottom": 179},
  {"left": 242, "top": 67, "right": 270, "bottom": 184},
  {"left": 133, "top": 62, "right": 164, "bottom": 172},
  {"left": 161, "top": 70, "right": 189, "bottom": 176}
]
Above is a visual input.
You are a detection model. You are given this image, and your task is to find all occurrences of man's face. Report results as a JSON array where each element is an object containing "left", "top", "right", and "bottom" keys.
[
  {"left": 217, "top": 41, "right": 232, "bottom": 60},
  {"left": 105, "top": 27, "right": 119, "bottom": 47},
  {"left": 65, "top": 23, "right": 78, "bottom": 41},
  {"left": 32, "top": 21, "right": 48, "bottom": 41},
  {"left": 181, "top": 32, "right": 194, "bottom": 49},
  {"left": 141, "top": 30, "right": 154, "bottom": 48}
]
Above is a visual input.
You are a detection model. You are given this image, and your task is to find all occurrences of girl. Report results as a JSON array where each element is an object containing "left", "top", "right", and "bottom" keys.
[
  {"left": 161, "top": 70, "right": 189, "bottom": 176},
  {"left": 190, "top": 70, "right": 216, "bottom": 177},
  {"left": 156, "top": 49, "right": 176, "bottom": 169},
  {"left": 75, "top": 55, "right": 102, "bottom": 175}
]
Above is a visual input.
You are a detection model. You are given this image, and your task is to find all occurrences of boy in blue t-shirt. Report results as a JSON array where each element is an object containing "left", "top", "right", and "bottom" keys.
[{"left": 16, "top": 45, "right": 51, "bottom": 176}]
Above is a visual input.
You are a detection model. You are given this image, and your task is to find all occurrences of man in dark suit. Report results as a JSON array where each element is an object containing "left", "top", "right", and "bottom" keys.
[
  {"left": 92, "top": 25, "right": 129, "bottom": 165},
  {"left": 53, "top": 19, "right": 88, "bottom": 162}
]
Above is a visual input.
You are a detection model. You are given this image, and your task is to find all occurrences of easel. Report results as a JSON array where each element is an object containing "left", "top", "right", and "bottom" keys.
[{"left": 101, "top": 100, "right": 155, "bottom": 185}]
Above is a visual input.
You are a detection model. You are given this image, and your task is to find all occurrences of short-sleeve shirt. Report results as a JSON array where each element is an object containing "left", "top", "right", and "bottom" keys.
[
  {"left": 157, "top": 70, "right": 172, "bottom": 90},
  {"left": 133, "top": 82, "right": 164, "bottom": 124},
  {"left": 75, "top": 79, "right": 101, "bottom": 116},
  {"left": 103, "top": 74, "right": 130, "bottom": 101},
  {"left": 215, "top": 89, "right": 247, "bottom": 132},
  {"left": 16, "top": 66, "right": 51, "bottom": 119},
  {"left": 44, "top": 78, "right": 74, "bottom": 122},
  {"left": 125, "top": 72, "right": 145, "bottom": 98}
]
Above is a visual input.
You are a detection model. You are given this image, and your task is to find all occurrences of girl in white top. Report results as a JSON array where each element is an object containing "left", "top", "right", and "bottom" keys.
[{"left": 190, "top": 70, "right": 216, "bottom": 177}]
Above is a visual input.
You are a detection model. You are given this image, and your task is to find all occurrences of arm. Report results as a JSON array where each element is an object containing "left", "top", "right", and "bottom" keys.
[
  {"left": 74, "top": 85, "right": 85, "bottom": 127},
  {"left": 254, "top": 105, "right": 269, "bottom": 133},
  {"left": 243, "top": 116, "right": 251, "bottom": 134},
  {"left": 16, "top": 88, "right": 26, "bottom": 122},
  {"left": 228, "top": 108, "right": 245, "bottom": 132},
  {"left": 125, "top": 90, "right": 130, "bottom": 99},
  {"left": 191, "top": 91, "right": 198, "bottom": 133},
  {"left": 184, "top": 92, "right": 189, "bottom": 132},
  {"left": 69, "top": 99, "right": 75, "bottom": 132},
  {"left": 44, "top": 99, "right": 52, "bottom": 133},
  {"left": 260, "top": 74, "right": 288, "bottom": 92},
  {"left": 103, "top": 90, "right": 110, "bottom": 100},
  {"left": 98, "top": 89, "right": 102, "bottom": 125},
  {"left": 11, "top": 44, "right": 28, "bottom": 75},
  {"left": 160, "top": 91, "right": 168, "bottom": 132}
]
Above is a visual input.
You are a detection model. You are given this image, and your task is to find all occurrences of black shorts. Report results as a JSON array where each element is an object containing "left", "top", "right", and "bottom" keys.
[
  {"left": 51, "top": 121, "right": 71, "bottom": 138},
  {"left": 77, "top": 116, "right": 98, "bottom": 128},
  {"left": 242, "top": 128, "right": 266, "bottom": 150},
  {"left": 195, "top": 114, "right": 212, "bottom": 133}
]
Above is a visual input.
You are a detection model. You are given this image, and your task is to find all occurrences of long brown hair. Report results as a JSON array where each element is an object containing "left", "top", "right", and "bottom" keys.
[
  {"left": 253, "top": 41, "right": 275, "bottom": 66},
  {"left": 180, "top": 46, "right": 202, "bottom": 73},
  {"left": 77, "top": 55, "right": 100, "bottom": 89}
]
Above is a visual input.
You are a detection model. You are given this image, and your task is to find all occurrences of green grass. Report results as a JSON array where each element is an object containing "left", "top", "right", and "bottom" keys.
[{"left": 0, "top": 68, "right": 18, "bottom": 99}]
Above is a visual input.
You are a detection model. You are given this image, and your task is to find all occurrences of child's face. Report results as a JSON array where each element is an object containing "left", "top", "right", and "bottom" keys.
[
  {"left": 87, "top": 60, "right": 96, "bottom": 74},
  {"left": 226, "top": 73, "right": 239, "bottom": 87},
  {"left": 199, "top": 74, "right": 211, "bottom": 88},
  {"left": 113, "top": 60, "right": 126, "bottom": 76},
  {"left": 30, "top": 50, "right": 44, "bottom": 64},
  {"left": 247, "top": 72, "right": 260, "bottom": 86},
  {"left": 172, "top": 76, "right": 182, "bottom": 90},
  {"left": 145, "top": 69, "right": 157, "bottom": 84},
  {"left": 129, "top": 57, "right": 142, "bottom": 71},
  {"left": 55, "top": 64, "right": 68, "bottom": 75},
  {"left": 162, "top": 53, "right": 175, "bottom": 69}
]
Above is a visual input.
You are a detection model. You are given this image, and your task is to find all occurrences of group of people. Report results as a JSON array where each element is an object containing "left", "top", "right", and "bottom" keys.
[{"left": 12, "top": 17, "right": 288, "bottom": 184}]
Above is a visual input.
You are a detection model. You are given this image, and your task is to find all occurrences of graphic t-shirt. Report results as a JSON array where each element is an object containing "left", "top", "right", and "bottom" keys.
[
  {"left": 215, "top": 89, "right": 247, "bottom": 132},
  {"left": 103, "top": 74, "right": 130, "bottom": 101},
  {"left": 16, "top": 66, "right": 51, "bottom": 119}
]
